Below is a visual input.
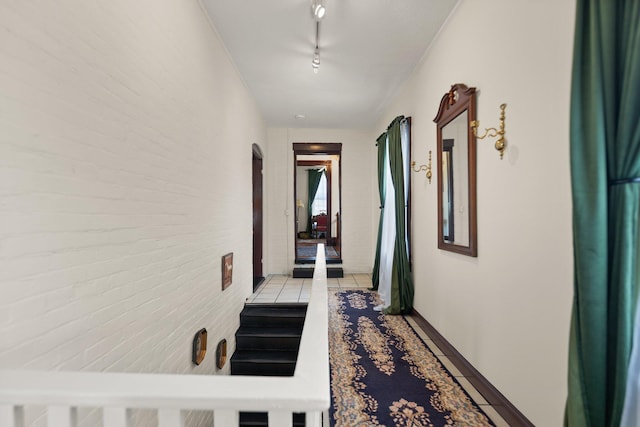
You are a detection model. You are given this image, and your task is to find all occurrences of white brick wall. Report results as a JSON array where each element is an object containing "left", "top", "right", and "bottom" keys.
[{"left": 0, "top": 1, "right": 266, "bottom": 425}]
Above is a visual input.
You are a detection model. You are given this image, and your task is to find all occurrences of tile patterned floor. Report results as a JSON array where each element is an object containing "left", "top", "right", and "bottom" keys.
[
  {"left": 247, "top": 273, "right": 509, "bottom": 427},
  {"left": 247, "top": 273, "right": 373, "bottom": 304}
]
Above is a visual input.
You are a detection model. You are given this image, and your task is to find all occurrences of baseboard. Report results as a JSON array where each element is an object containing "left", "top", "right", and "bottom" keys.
[{"left": 411, "top": 309, "right": 535, "bottom": 427}]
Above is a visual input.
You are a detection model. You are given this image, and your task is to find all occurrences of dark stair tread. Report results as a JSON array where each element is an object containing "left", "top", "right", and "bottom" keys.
[
  {"left": 231, "top": 350, "right": 298, "bottom": 363},
  {"left": 243, "top": 302, "right": 308, "bottom": 307},
  {"left": 240, "top": 306, "right": 308, "bottom": 328},
  {"left": 241, "top": 305, "right": 307, "bottom": 316},
  {"left": 231, "top": 359, "right": 297, "bottom": 376},
  {"left": 235, "top": 328, "right": 302, "bottom": 351},
  {"left": 291, "top": 268, "right": 313, "bottom": 278},
  {"left": 239, "top": 411, "right": 305, "bottom": 427},
  {"left": 292, "top": 267, "right": 343, "bottom": 278},
  {"left": 236, "top": 326, "right": 303, "bottom": 337},
  {"left": 327, "top": 267, "right": 344, "bottom": 278}
]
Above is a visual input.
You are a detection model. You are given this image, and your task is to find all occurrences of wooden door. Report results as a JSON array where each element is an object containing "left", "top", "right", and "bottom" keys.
[{"left": 252, "top": 145, "right": 264, "bottom": 290}]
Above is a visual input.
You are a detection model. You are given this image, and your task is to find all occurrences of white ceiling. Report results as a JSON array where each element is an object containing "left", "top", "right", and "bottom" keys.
[{"left": 200, "top": 0, "right": 459, "bottom": 130}]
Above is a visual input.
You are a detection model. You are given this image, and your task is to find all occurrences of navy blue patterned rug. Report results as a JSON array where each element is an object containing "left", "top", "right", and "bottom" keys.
[
  {"left": 328, "top": 290, "right": 495, "bottom": 426},
  {"left": 296, "top": 244, "right": 339, "bottom": 258}
]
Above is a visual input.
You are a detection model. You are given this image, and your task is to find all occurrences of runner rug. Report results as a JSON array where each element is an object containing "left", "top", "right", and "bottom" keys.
[
  {"left": 297, "top": 244, "right": 339, "bottom": 258},
  {"left": 329, "top": 290, "right": 495, "bottom": 427}
]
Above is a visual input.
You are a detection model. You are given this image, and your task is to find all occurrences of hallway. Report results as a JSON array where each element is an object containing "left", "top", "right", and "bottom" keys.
[{"left": 247, "top": 275, "right": 510, "bottom": 426}]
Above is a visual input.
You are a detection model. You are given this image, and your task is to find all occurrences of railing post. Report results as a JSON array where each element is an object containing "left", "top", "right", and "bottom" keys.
[
  {"left": 103, "top": 407, "right": 130, "bottom": 427},
  {"left": 306, "top": 411, "right": 322, "bottom": 427},
  {"left": 0, "top": 404, "right": 23, "bottom": 427},
  {"left": 213, "top": 409, "right": 237, "bottom": 427},
  {"left": 158, "top": 408, "right": 184, "bottom": 427},
  {"left": 47, "top": 405, "right": 77, "bottom": 426},
  {"left": 268, "top": 410, "right": 292, "bottom": 427}
]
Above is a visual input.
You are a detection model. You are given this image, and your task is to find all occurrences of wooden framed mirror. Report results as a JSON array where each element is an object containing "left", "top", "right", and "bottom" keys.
[{"left": 434, "top": 84, "right": 477, "bottom": 257}]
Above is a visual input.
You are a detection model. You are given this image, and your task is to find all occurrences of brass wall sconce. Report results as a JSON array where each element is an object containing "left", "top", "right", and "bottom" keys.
[
  {"left": 411, "top": 150, "right": 432, "bottom": 184},
  {"left": 216, "top": 339, "right": 227, "bottom": 369},
  {"left": 192, "top": 328, "right": 207, "bottom": 365},
  {"left": 471, "top": 103, "right": 507, "bottom": 159}
]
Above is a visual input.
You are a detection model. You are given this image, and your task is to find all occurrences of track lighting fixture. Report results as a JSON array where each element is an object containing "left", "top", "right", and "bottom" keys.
[
  {"left": 312, "top": 48, "right": 320, "bottom": 73},
  {"left": 311, "top": 0, "right": 326, "bottom": 20},
  {"left": 314, "top": 5, "right": 325, "bottom": 19},
  {"left": 311, "top": 20, "right": 321, "bottom": 74}
]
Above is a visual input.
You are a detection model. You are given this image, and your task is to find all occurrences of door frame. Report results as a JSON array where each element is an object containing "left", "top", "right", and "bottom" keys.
[{"left": 292, "top": 142, "right": 342, "bottom": 264}]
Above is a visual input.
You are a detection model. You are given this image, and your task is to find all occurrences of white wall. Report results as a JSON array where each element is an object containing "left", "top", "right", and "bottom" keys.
[
  {"left": 0, "top": 1, "right": 266, "bottom": 425},
  {"left": 374, "top": 0, "right": 576, "bottom": 425},
  {"left": 264, "top": 128, "right": 375, "bottom": 274}
]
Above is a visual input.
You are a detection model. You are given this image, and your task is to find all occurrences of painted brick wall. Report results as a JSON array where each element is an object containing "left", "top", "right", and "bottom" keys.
[{"left": 0, "top": 1, "right": 266, "bottom": 425}]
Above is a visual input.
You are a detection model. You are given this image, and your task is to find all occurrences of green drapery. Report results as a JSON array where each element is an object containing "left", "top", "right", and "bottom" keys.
[
  {"left": 306, "top": 169, "right": 324, "bottom": 234},
  {"left": 385, "top": 116, "right": 414, "bottom": 315},
  {"left": 566, "top": 1, "right": 640, "bottom": 426},
  {"left": 371, "top": 133, "right": 387, "bottom": 291}
]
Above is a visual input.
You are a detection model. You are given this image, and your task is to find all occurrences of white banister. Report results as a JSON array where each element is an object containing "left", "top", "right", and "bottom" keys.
[{"left": 0, "top": 246, "right": 330, "bottom": 427}]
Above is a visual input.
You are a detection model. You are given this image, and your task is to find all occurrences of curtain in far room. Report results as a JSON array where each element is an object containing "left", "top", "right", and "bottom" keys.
[
  {"left": 311, "top": 172, "right": 327, "bottom": 216},
  {"left": 373, "top": 116, "right": 414, "bottom": 315},
  {"left": 565, "top": 1, "right": 640, "bottom": 426},
  {"left": 306, "top": 169, "right": 324, "bottom": 234}
]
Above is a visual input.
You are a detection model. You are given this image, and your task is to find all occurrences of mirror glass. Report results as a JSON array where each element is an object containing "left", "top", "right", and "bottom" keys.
[
  {"left": 441, "top": 111, "right": 469, "bottom": 246},
  {"left": 293, "top": 143, "right": 342, "bottom": 264},
  {"left": 434, "top": 84, "right": 477, "bottom": 256}
]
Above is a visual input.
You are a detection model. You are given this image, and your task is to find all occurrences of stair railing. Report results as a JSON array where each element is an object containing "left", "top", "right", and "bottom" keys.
[{"left": 0, "top": 246, "right": 330, "bottom": 427}]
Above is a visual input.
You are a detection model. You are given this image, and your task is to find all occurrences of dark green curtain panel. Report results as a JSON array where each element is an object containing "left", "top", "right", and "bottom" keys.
[
  {"left": 306, "top": 169, "right": 324, "bottom": 234},
  {"left": 566, "top": 1, "right": 640, "bottom": 426},
  {"left": 371, "top": 133, "right": 387, "bottom": 291},
  {"left": 385, "top": 116, "right": 414, "bottom": 315}
]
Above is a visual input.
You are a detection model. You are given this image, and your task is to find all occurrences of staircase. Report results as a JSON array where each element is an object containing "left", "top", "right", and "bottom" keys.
[{"left": 231, "top": 303, "right": 308, "bottom": 427}]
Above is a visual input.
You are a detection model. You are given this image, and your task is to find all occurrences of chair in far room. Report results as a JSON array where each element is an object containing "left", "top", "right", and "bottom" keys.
[{"left": 312, "top": 213, "right": 328, "bottom": 238}]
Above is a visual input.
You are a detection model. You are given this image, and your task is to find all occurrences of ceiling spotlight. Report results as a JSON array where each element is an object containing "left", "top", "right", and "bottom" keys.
[
  {"left": 311, "top": 1, "right": 326, "bottom": 20},
  {"left": 312, "top": 49, "right": 320, "bottom": 73},
  {"left": 314, "top": 4, "right": 326, "bottom": 19}
]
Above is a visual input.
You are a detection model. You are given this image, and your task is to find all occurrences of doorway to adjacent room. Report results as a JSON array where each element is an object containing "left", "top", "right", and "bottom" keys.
[{"left": 293, "top": 143, "right": 342, "bottom": 264}]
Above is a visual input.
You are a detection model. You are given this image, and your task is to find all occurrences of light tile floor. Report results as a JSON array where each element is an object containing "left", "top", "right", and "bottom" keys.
[
  {"left": 247, "top": 274, "right": 373, "bottom": 304},
  {"left": 247, "top": 273, "right": 509, "bottom": 427}
]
